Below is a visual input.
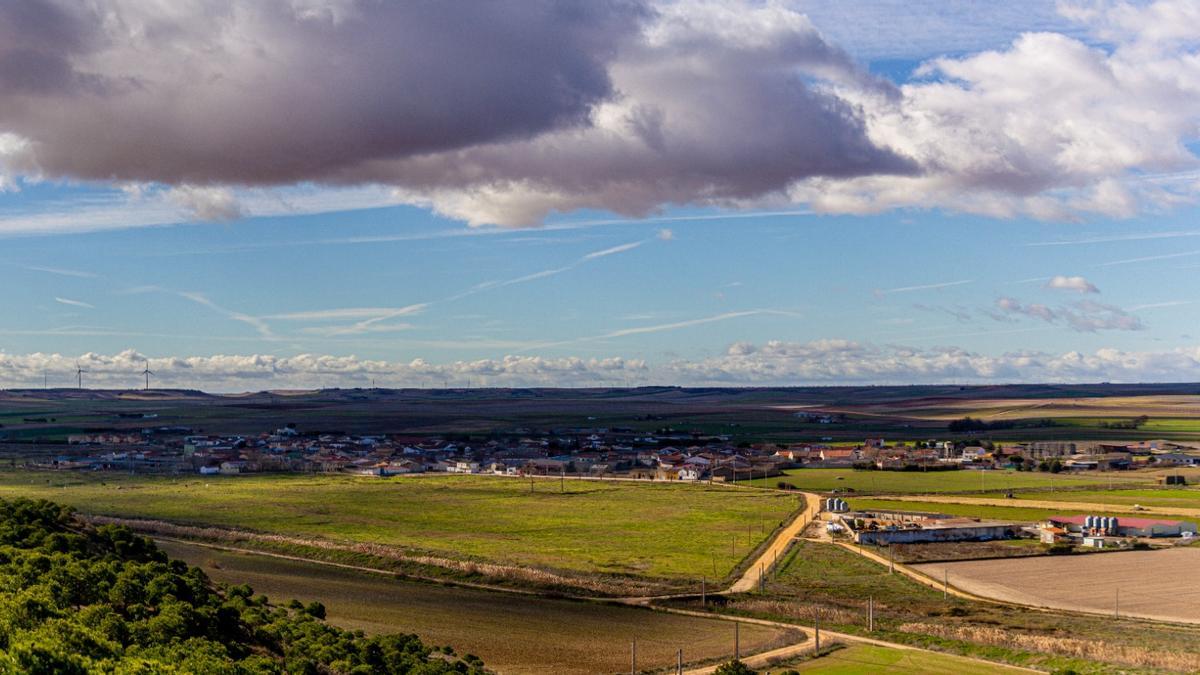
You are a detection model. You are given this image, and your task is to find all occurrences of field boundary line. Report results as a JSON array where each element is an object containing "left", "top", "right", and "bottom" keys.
[{"left": 150, "top": 535, "right": 554, "bottom": 597}]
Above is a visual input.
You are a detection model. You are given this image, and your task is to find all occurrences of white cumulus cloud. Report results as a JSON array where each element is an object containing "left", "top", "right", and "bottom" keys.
[{"left": 1045, "top": 275, "right": 1100, "bottom": 293}]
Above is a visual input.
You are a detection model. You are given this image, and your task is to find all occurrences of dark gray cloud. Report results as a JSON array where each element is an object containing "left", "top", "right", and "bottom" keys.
[
  {"left": 0, "top": 0, "right": 645, "bottom": 184},
  {"left": 0, "top": 0, "right": 914, "bottom": 225}
]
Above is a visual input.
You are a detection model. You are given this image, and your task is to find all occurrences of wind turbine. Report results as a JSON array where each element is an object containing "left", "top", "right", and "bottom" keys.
[
  {"left": 75, "top": 362, "right": 86, "bottom": 390},
  {"left": 141, "top": 361, "right": 153, "bottom": 390}
]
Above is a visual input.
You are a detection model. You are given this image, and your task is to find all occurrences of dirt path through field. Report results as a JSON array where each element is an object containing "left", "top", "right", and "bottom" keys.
[
  {"left": 884, "top": 494, "right": 1200, "bottom": 519},
  {"left": 727, "top": 492, "right": 819, "bottom": 593}
]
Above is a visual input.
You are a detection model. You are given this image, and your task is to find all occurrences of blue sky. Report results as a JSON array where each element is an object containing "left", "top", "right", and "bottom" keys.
[{"left": 0, "top": 1, "right": 1198, "bottom": 389}]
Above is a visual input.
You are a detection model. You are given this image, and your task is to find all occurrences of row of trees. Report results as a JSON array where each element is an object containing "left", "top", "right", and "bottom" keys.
[
  {"left": 0, "top": 497, "right": 485, "bottom": 673},
  {"left": 947, "top": 416, "right": 1059, "bottom": 433}
]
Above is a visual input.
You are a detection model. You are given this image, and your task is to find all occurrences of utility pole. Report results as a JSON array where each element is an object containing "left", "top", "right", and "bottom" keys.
[
  {"left": 868, "top": 596, "right": 874, "bottom": 632},
  {"left": 631, "top": 638, "right": 637, "bottom": 675},
  {"left": 1115, "top": 588, "right": 1120, "bottom": 619},
  {"left": 943, "top": 568, "right": 949, "bottom": 599},
  {"left": 734, "top": 622, "right": 740, "bottom": 660},
  {"left": 814, "top": 612, "right": 821, "bottom": 651},
  {"left": 561, "top": 467, "right": 565, "bottom": 493},
  {"left": 676, "top": 649, "right": 682, "bottom": 675},
  {"left": 759, "top": 563, "right": 764, "bottom": 593},
  {"left": 701, "top": 577, "right": 706, "bottom": 605}
]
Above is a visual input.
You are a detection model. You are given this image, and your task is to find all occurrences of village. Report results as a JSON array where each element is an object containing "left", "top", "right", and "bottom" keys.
[{"left": 28, "top": 425, "right": 1200, "bottom": 482}]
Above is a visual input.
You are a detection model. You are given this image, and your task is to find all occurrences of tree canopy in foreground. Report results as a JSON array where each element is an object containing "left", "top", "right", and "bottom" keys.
[{"left": 0, "top": 497, "right": 485, "bottom": 674}]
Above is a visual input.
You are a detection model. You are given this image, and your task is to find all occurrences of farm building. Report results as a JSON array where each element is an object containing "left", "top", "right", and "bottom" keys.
[
  {"left": 1046, "top": 515, "right": 1199, "bottom": 538},
  {"left": 833, "top": 508, "right": 1020, "bottom": 545}
]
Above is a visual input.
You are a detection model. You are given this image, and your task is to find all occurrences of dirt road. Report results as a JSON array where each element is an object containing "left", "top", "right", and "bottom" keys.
[{"left": 727, "top": 492, "right": 818, "bottom": 593}]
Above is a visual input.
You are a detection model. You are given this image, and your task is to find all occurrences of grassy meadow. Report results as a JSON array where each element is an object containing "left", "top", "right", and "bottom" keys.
[
  {"left": 838, "top": 497, "right": 1178, "bottom": 523},
  {"left": 0, "top": 471, "right": 799, "bottom": 580},
  {"left": 789, "top": 644, "right": 1028, "bottom": 674},
  {"left": 990, "top": 487, "right": 1200, "bottom": 510},
  {"left": 160, "top": 540, "right": 790, "bottom": 675},
  {"left": 742, "top": 468, "right": 1132, "bottom": 494}
]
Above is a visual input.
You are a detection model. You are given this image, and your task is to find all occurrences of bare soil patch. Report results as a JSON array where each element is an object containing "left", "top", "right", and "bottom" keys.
[{"left": 914, "top": 548, "right": 1200, "bottom": 623}]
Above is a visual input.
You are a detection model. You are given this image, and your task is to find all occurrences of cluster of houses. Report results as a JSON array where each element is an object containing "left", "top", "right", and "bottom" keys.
[
  {"left": 773, "top": 437, "right": 1200, "bottom": 473},
  {"left": 42, "top": 425, "right": 796, "bottom": 479},
  {"left": 34, "top": 427, "right": 1200, "bottom": 479}
]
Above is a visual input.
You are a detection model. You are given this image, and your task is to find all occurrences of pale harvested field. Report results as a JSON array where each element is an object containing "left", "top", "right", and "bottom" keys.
[
  {"left": 819, "top": 395, "right": 1200, "bottom": 421},
  {"left": 914, "top": 548, "right": 1200, "bottom": 623}
]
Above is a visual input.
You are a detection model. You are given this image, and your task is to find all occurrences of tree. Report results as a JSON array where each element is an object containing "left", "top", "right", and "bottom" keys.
[
  {"left": 715, "top": 660, "right": 757, "bottom": 675},
  {"left": 304, "top": 601, "right": 327, "bottom": 620}
]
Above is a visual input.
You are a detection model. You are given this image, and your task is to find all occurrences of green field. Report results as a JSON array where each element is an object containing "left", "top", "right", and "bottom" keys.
[
  {"left": 159, "top": 540, "right": 789, "bottom": 675},
  {"left": 791, "top": 644, "right": 1026, "bottom": 674},
  {"left": 744, "top": 468, "right": 1131, "bottom": 494},
  {"left": 843, "top": 497, "right": 1184, "bottom": 523},
  {"left": 990, "top": 487, "right": 1200, "bottom": 510},
  {"left": 0, "top": 472, "right": 797, "bottom": 580}
]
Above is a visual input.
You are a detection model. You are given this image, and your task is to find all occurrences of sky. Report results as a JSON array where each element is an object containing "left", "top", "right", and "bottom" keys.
[{"left": 1, "top": 0, "right": 1200, "bottom": 390}]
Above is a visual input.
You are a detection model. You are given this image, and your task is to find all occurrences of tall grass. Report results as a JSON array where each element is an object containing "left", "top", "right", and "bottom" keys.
[{"left": 900, "top": 622, "right": 1200, "bottom": 672}]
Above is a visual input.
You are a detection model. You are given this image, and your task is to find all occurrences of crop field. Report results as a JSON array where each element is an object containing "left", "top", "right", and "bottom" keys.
[
  {"left": 5, "top": 384, "right": 1200, "bottom": 446},
  {"left": 839, "top": 497, "right": 1170, "bottom": 523},
  {"left": 821, "top": 395, "right": 1200, "bottom": 422},
  {"left": 159, "top": 540, "right": 790, "bottom": 675},
  {"left": 993, "top": 487, "right": 1200, "bottom": 510},
  {"left": 914, "top": 548, "right": 1200, "bottom": 624},
  {"left": 0, "top": 471, "right": 798, "bottom": 580},
  {"left": 743, "top": 468, "right": 1129, "bottom": 494},
  {"left": 791, "top": 644, "right": 1027, "bottom": 674}
]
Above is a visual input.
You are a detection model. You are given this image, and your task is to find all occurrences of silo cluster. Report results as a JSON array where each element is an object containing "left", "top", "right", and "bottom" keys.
[
  {"left": 824, "top": 497, "right": 849, "bottom": 512},
  {"left": 1085, "top": 515, "right": 1119, "bottom": 535}
]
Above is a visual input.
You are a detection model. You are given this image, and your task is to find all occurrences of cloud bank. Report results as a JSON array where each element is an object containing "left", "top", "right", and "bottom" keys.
[
  {"left": 3, "top": 0, "right": 1196, "bottom": 228},
  {"left": 7, "top": 343, "right": 1200, "bottom": 391}
]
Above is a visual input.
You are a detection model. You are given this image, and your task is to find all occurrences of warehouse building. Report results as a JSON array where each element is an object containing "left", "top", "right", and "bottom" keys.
[{"left": 833, "top": 508, "right": 1020, "bottom": 545}]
